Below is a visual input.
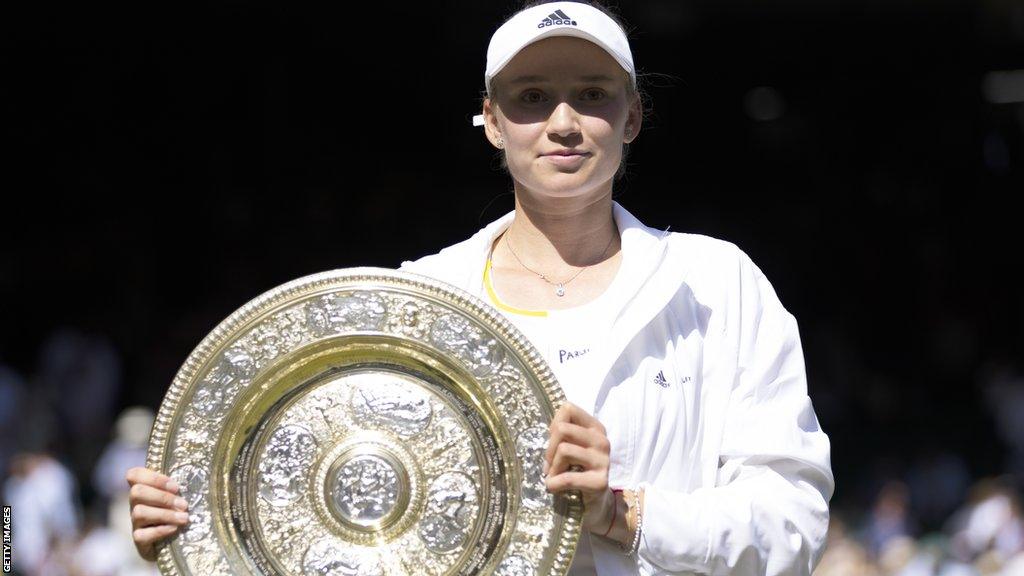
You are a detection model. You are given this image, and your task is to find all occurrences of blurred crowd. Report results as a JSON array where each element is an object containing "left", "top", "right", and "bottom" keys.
[
  {"left": 1, "top": 328, "right": 158, "bottom": 576},
  {"left": 816, "top": 478, "right": 1023, "bottom": 576},
  {"left": 1, "top": 326, "right": 1022, "bottom": 576}
]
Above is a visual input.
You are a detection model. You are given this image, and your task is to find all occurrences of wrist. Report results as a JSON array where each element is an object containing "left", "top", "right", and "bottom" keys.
[
  {"left": 592, "top": 488, "right": 631, "bottom": 546},
  {"left": 619, "top": 487, "right": 645, "bottom": 555},
  {"left": 624, "top": 488, "right": 645, "bottom": 533},
  {"left": 598, "top": 488, "right": 618, "bottom": 538}
]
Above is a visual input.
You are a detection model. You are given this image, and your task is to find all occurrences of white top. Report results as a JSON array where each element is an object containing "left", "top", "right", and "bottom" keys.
[
  {"left": 481, "top": 256, "right": 625, "bottom": 399},
  {"left": 482, "top": 254, "right": 629, "bottom": 575},
  {"left": 400, "top": 201, "right": 834, "bottom": 575}
]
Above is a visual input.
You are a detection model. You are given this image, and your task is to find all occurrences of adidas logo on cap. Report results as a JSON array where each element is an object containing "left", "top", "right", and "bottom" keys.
[{"left": 538, "top": 9, "right": 577, "bottom": 28}]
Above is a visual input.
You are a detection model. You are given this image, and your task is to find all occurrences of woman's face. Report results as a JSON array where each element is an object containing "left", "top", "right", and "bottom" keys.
[{"left": 484, "top": 36, "right": 641, "bottom": 203}]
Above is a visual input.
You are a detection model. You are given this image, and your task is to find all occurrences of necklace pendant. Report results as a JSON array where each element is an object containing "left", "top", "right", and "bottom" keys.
[{"left": 555, "top": 284, "right": 565, "bottom": 297}]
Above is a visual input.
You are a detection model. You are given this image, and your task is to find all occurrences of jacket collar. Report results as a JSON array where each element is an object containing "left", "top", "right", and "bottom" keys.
[
  {"left": 463, "top": 201, "right": 686, "bottom": 412},
  {"left": 462, "top": 200, "right": 670, "bottom": 296}
]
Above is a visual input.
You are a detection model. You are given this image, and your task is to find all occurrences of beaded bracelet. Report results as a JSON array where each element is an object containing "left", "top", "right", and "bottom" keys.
[
  {"left": 618, "top": 488, "right": 644, "bottom": 556},
  {"left": 618, "top": 485, "right": 643, "bottom": 553},
  {"left": 627, "top": 487, "right": 644, "bottom": 556}
]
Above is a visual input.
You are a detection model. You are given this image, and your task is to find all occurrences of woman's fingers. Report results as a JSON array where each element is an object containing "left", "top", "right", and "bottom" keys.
[
  {"left": 129, "top": 482, "right": 188, "bottom": 511},
  {"left": 543, "top": 403, "right": 611, "bottom": 496},
  {"left": 546, "top": 405, "right": 609, "bottom": 459},
  {"left": 544, "top": 420, "right": 602, "bottom": 464},
  {"left": 126, "top": 466, "right": 179, "bottom": 493},
  {"left": 132, "top": 504, "right": 190, "bottom": 528},
  {"left": 127, "top": 466, "right": 188, "bottom": 561},
  {"left": 550, "top": 402, "right": 605, "bottom": 433},
  {"left": 133, "top": 524, "right": 180, "bottom": 550},
  {"left": 545, "top": 468, "right": 606, "bottom": 494},
  {"left": 548, "top": 441, "right": 605, "bottom": 478}
]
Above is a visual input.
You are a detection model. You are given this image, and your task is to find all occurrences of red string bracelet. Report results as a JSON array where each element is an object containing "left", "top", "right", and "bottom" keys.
[{"left": 602, "top": 488, "right": 624, "bottom": 538}]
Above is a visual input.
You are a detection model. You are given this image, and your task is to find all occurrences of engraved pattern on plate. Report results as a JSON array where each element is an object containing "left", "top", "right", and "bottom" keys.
[
  {"left": 302, "top": 539, "right": 384, "bottom": 576},
  {"left": 389, "top": 529, "right": 448, "bottom": 576},
  {"left": 256, "top": 497, "right": 320, "bottom": 573},
  {"left": 418, "top": 472, "right": 479, "bottom": 554},
  {"left": 506, "top": 508, "right": 557, "bottom": 568},
  {"left": 429, "top": 314, "right": 505, "bottom": 377},
  {"left": 303, "top": 385, "right": 354, "bottom": 440},
  {"left": 515, "top": 425, "right": 552, "bottom": 509},
  {"left": 385, "top": 299, "right": 437, "bottom": 340},
  {"left": 168, "top": 464, "right": 208, "bottom": 508},
  {"left": 191, "top": 306, "right": 306, "bottom": 423},
  {"left": 192, "top": 346, "right": 255, "bottom": 420},
  {"left": 247, "top": 307, "right": 308, "bottom": 365},
  {"left": 332, "top": 454, "right": 400, "bottom": 524},
  {"left": 350, "top": 377, "right": 432, "bottom": 438},
  {"left": 258, "top": 424, "right": 319, "bottom": 506},
  {"left": 306, "top": 292, "right": 387, "bottom": 336},
  {"left": 168, "top": 463, "right": 212, "bottom": 545},
  {"left": 181, "top": 541, "right": 232, "bottom": 576},
  {"left": 171, "top": 414, "right": 215, "bottom": 467},
  {"left": 416, "top": 415, "right": 474, "bottom": 477},
  {"left": 155, "top": 278, "right": 577, "bottom": 576},
  {"left": 179, "top": 501, "right": 212, "bottom": 544},
  {"left": 496, "top": 555, "right": 537, "bottom": 576},
  {"left": 484, "top": 363, "right": 545, "bottom": 440}
]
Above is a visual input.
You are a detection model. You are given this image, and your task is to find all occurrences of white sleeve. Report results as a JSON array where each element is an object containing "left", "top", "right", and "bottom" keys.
[{"left": 636, "top": 249, "right": 834, "bottom": 575}]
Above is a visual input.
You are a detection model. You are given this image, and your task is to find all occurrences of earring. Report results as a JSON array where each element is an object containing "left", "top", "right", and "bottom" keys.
[{"left": 496, "top": 137, "right": 504, "bottom": 149}]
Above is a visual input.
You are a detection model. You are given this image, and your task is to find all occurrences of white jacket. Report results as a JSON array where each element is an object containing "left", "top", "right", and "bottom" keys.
[{"left": 398, "top": 202, "right": 834, "bottom": 575}]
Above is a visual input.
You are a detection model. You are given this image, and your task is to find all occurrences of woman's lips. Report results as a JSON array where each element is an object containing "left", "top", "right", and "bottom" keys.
[{"left": 541, "top": 151, "right": 590, "bottom": 167}]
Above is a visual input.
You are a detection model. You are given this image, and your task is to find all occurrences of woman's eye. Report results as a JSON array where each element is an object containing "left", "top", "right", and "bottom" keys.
[
  {"left": 520, "top": 90, "right": 546, "bottom": 104},
  {"left": 581, "top": 88, "right": 606, "bottom": 101}
]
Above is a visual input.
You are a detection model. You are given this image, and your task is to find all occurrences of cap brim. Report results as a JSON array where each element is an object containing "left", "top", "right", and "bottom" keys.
[{"left": 486, "top": 27, "right": 634, "bottom": 93}]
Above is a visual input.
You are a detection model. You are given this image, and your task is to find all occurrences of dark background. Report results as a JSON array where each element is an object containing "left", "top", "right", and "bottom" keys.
[{"left": 4, "top": 0, "right": 1023, "bottom": 538}]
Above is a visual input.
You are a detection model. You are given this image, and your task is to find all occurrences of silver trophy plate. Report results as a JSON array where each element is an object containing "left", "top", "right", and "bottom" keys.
[{"left": 147, "top": 268, "right": 581, "bottom": 576}]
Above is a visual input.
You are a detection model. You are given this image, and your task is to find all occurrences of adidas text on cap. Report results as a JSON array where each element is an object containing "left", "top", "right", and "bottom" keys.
[{"left": 473, "top": 2, "right": 635, "bottom": 126}]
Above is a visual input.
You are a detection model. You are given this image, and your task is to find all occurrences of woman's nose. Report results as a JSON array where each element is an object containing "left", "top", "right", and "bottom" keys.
[{"left": 547, "top": 101, "right": 580, "bottom": 137}]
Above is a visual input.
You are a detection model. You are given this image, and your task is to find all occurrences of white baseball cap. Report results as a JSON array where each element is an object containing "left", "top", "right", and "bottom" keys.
[{"left": 473, "top": 2, "right": 636, "bottom": 126}]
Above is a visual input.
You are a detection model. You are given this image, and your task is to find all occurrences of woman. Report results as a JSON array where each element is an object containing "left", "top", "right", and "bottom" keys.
[{"left": 127, "top": 2, "right": 834, "bottom": 574}]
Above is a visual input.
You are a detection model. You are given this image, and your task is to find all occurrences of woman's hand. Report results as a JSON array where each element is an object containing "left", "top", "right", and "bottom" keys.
[
  {"left": 543, "top": 402, "right": 617, "bottom": 534},
  {"left": 126, "top": 466, "right": 190, "bottom": 561}
]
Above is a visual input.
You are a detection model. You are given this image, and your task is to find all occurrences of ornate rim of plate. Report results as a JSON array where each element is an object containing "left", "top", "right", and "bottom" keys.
[{"left": 147, "top": 267, "right": 582, "bottom": 576}]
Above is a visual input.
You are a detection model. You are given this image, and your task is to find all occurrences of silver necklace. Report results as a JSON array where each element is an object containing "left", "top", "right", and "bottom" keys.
[{"left": 503, "top": 229, "right": 616, "bottom": 297}]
